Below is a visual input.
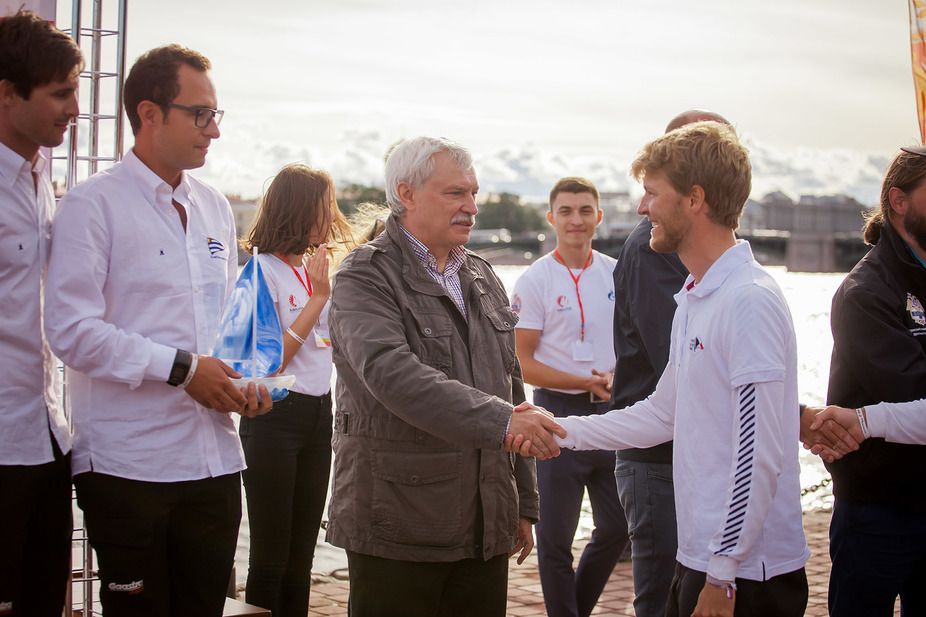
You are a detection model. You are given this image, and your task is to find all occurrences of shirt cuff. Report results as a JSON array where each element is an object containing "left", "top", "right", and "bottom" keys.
[
  {"left": 864, "top": 402, "right": 887, "bottom": 439},
  {"left": 555, "top": 416, "right": 579, "bottom": 449},
  {"left": 145, "top": 343, "right": 180, "bottom": 384},
  {"left": 707, "top": 554, "right": 738, "bottom": 582},
  {"left": 502, "top": 414, "right": 512, "bottom": 447}
]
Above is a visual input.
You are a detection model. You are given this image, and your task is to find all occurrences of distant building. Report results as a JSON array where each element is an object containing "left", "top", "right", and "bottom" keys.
[
  {"left": 228, "top": 195, "right": 259, "bottom": 238},
  {"left": 598, "top": 190, "right": 639, "bottom": 236},
  {"left": 751, "top": 192, "right": 872, "bottom": 234}
]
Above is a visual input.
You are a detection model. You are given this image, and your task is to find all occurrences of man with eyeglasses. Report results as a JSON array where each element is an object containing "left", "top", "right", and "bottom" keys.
[{"left": 46, "top": 44, "right": 271, "bottom": 616}]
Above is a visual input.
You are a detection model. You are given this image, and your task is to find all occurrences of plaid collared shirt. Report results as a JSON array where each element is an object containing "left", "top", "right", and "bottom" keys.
[{"left": 400, "top": 225, "right": 468, "bottom": 319}]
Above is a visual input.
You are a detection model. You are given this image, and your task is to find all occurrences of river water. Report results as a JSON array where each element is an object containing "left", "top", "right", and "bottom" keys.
[{"left": 233, "top": 264, "right": 845, "bottom": 583}]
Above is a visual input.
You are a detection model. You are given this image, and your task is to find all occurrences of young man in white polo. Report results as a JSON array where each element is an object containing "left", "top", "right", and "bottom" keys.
[
  {"left": 510, "top": 122, "right": 809, "bottom": 617},
  {"left": 511, "top": 177, "right": 628, "bottom": 617}
]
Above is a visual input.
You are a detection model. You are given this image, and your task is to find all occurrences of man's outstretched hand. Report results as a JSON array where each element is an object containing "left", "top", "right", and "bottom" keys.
[{"left": 505, "top": 402, "right": 566, "bottom": 460}]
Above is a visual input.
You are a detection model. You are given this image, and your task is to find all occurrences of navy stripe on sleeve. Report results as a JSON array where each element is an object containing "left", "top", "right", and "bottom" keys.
[{"left": 716, "top": 383, "right": 756, "bottom": 555}]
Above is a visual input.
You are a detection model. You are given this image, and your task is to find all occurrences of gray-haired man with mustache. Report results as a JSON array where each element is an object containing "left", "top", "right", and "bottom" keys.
[{"left": 326, "top": 136, "right": 563, "bottom": 617}]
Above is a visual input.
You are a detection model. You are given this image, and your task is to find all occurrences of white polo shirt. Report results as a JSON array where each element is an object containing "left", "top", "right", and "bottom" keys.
[
  {"left": 0, "top": 143, "right": 70, "bottom": 465},
  {"left": 257, "top": 253, "right": 333, "bottom": 396},
  {"left": 45, "top": 149, "right": 245, "bottom": 482},
  {"left": 558, "top": 241, "right": 809, "bottom": 582},
  {"left": 511, "top": 250, "right": 617, "bottom": 393}
]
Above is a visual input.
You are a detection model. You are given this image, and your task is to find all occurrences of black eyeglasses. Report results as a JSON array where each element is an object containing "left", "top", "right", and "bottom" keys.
[{"left": 166, "top": 103, "right": 224, "bottom": 128}]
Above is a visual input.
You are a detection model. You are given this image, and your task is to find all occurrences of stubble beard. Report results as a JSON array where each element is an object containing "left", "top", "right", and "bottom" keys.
[{"left": 904, "top": 206, "right": 926, "bottom": 253}]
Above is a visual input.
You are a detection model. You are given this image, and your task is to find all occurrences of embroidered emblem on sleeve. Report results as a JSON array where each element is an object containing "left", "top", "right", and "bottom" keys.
[{"left": 907, "top": 293, "right": 926, "bottom": 326}]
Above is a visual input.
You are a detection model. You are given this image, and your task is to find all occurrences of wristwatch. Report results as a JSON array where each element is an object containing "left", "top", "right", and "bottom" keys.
[{"left": 167, "top": 349, "right": 193, "bottom": 387}]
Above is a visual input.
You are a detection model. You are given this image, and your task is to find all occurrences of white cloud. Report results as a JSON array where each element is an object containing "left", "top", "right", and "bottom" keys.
[{"left": 196, "top": 129, "right": 885, "bottom": 207}]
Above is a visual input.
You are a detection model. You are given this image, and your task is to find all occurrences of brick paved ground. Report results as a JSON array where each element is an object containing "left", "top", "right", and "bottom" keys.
[{"left": 288, "top": 507, "right": 899, "bottom": 616}]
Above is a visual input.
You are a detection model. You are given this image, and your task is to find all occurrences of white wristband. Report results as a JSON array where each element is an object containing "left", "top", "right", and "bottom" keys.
[
  {"left": 181, "top": 354, "right": 199, "bottom": 388},
  {"left": 855, "top": 407, "right": 871, "bottom": 439},
  {"left": 286, "top": 327, "right": 306, "bottom": 346}
]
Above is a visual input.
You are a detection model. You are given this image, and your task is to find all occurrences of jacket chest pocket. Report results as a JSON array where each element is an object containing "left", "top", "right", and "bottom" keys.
[
  {"left": 409, "top": 311, "right": 454, "bottom": 374},
  {"left": 485, "top": 306, "right": 518, "bottom": 373}
]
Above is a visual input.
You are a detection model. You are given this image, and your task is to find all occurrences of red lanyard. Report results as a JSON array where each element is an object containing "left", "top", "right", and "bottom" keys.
[
  {"left": 286, "top": 261, "right": 312, "bottom": 298},
  {"left": 273, "top": 253, "right": 313, "bottom": 297},
  {"left": 554, "top": 249, "right": 592, "bottom": 341}
]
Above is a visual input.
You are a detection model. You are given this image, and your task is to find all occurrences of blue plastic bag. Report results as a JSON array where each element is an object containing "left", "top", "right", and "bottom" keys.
[{"left": 213, "top": 256, "right": 289, "bottom": 400}]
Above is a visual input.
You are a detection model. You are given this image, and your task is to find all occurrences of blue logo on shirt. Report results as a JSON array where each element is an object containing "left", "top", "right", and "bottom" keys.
[{"left": 207, "top": 237, "right": 226, "bottom": 259}]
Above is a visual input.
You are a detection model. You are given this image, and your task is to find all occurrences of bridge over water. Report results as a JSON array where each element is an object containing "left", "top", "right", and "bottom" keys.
[{"left": 471, "top": 228, "right": 869, "bottom": 273}]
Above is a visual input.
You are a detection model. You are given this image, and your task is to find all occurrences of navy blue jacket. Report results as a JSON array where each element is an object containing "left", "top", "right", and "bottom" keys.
[
  {"left": 827, "top": 221, "right": 926, "bottom": 510},
  {"left": 610, "top": 218, "right": 688, "bottom": 464}
]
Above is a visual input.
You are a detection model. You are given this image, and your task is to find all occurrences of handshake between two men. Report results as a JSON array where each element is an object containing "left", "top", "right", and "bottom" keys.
[
  {"left": 504, "top": 402, "right": 867, "bottom": 463},
  {"left": 504, "top": 403, "right": 566, "bottom": 460}
]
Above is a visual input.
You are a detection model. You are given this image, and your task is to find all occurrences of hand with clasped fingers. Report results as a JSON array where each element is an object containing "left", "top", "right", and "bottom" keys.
[
  {"left": 185, "top": 355, "right": 273, "bottom": 418},
  {"left": 806, "top": 405, "right": 867, "bottom": 461},
  {"left": 586, "top": 369, "right": 612, "bottom": 402},
  {"left": 798, "top": 405, "right": 861, "bottom": 463},
  {"left": 503, "top": 402, "right": 566, "bottom": 460}
]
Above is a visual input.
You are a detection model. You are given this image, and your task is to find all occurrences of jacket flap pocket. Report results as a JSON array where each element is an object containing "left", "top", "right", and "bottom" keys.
[
  {"left": 372, "top": 450, "right": 460, "bottom": 485},
  {"left": 410, "top": 311, "right": 454, "bottom": 338},
  {"left": 486, "top": 306, "right": 518, "bottom": 331}
]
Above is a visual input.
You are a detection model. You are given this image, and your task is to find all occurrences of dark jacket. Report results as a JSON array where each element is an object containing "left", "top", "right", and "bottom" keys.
[
  {"left": 326, "top": 216, "right": 539, "bottom": 561},
  {"left": 826, "top": 221, "right": 926, "bottom": 510},
  {"left": 611, "top": 218, "right": 687, "bottom": 463}
]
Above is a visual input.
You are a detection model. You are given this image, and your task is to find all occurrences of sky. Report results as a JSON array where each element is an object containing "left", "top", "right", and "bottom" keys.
[{"left": 50, "top": 0, "right": 919, "bottom": 203}]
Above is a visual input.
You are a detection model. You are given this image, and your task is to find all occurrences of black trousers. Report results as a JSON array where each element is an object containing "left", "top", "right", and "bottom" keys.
[
  {"left": 240, "top": 391, "right": 333, "bottom": 617},
  {"left": 532, "top": 389, "right": 628, "bottom": 617},
  {"left": 345, "top": 551, "right": 508, "bottom": 617},
  {"left": 665, "top": 561, "right": 808, "bottom": 617},
  {"left": 73, "top": 471, "right": 241, "bottom": 617},
  {"left": 0, "top": 438, "right": 72, "bottom": 617}
]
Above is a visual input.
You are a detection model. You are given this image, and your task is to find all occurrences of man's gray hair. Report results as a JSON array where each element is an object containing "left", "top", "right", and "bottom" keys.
[{"left": 384, "top": 136, "right": 473, "bottom": 216}]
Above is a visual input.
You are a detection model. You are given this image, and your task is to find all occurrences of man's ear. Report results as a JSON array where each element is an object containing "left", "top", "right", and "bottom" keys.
[
  {"left": 0, "top": 79, "right": 19, "bottom": 107},
  {"left": 888, "top": 186, "right": 907, "bottom": 217},
  {"left": 545, "top": 209, "right": 554, "bottom": 226},
  {"left": 396, "top": 181, "right": 416, "bottom": 213},
  {"left": 688, "top": 184, "right": 706, "bottom": 213},
  {"left": 136, "top": 100, "right": 164, "bottom": 130}
]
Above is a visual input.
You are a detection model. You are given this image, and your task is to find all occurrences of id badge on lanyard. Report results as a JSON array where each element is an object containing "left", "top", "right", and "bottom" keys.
[{"left": 556, "top": 249, "right": 595, "bottom": 362}]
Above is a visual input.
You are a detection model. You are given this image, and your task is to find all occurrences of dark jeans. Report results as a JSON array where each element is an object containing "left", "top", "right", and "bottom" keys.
[
  {"left": 240, "top": 391, "right": 333, "bottom": 617},
  {"left": 345, "top": 551, "right": 508, "bottom": 617},
  {"left": 666, "top": 562, "right": 808, "bottom": 617},
  {"left": 829, "top": 499, "right": 926, "bottom": 617},
  {"left": 73, "top": 471, "right": 241, "bottom": 617},
  {"left": 533, "top": 389, "right": 630, "bottom": 617},
  {"left": 614, "top": 459, "right": 677, "bottom": 617},
  {"left": 0, "top": 437, "right": 71, "bottom": 617}
]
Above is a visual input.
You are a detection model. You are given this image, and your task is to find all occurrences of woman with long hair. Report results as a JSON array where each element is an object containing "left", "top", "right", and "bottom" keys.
[{"left": 239, "top": 164, "right": 353, "bottom": 617}]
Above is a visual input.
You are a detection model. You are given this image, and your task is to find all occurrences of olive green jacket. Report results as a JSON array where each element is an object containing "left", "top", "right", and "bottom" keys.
[{"left": 326, "top": 216, "right": 539, "bottom": 562}]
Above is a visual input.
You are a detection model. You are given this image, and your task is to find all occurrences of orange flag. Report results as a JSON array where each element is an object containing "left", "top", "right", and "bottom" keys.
[{"left": 912, "top": 0, "right": 926, "bottom": 143}]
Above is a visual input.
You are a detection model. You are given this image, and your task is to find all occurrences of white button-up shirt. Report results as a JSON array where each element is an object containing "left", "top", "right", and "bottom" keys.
[
  {"left": 0, "top": 143, "right": 70, "bottom": 465},
  {"left": 45, "top": 149, "right": 244, "bottom": 482}
]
